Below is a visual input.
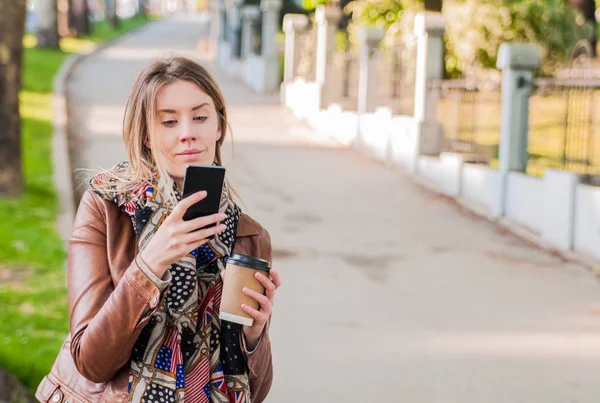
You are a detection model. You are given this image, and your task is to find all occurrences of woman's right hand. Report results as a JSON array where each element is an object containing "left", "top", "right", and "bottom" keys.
[{"left": 140, "top": 191, "right": 227, "bottom": 278}]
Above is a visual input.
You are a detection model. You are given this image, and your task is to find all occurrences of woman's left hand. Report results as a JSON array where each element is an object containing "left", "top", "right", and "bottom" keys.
[{"left": 240, "top": 269, "right": 281, "bottom": 349}]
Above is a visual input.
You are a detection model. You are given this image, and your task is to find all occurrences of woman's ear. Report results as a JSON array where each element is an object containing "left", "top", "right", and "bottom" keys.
[
  {"left": 144, "top": 137, "right": 151, "bottom": 149},
  {"left": 216, "top": 125, "right": 222, "bottom": 141}
]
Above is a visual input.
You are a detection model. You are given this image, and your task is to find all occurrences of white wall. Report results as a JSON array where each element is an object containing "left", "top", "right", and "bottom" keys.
[
  {"left": 388, "top": 116, "right": 419, "bottom": 172},
  {"left": 415, "top": 154, "right": 462, "bottom": 197},
  {"left": 541, "top": 170, "right": 579, "bottom": 250},
  {"left": 417, "top": 156, "right": 444, "bottom": 189},
  {"left": 574, "top": 184, "right": 600, "bottom": 261},
  {"left": 282, "top": 79, "right": 321, "bottom": 119},
  {"left": 461, "top": 164, "right": 501, "bottom": 214},
  {"left": 358, "top": 109, "right": 393, "bottom": 162},
  {"left": 310, "top": 106, "right": 358, "bottom": 146},
  {"left": 218, "top": 42, "right": 231, "bottom": 70},
  {"left": 505, "top": 172, "right": 543, "bottom": 233}
]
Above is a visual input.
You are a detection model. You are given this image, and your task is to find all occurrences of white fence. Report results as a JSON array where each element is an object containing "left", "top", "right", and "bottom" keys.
[{"left": 279, "top": 7, "right": 600, "bottom": 264}]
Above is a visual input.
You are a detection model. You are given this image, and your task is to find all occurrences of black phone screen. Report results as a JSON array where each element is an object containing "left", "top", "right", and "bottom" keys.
[{"left": 181, "top": 165, "right": 226, "bottom": 222}]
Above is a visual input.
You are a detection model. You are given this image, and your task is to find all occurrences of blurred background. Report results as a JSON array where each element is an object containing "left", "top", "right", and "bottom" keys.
[{"left": 4, "top": 0, "right": 600, "bottom": 401}]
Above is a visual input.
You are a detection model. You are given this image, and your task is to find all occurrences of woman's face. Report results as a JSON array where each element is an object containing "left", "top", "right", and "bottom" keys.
[{"left": 150, "top": 79, "right": 221, "bottom": 185}]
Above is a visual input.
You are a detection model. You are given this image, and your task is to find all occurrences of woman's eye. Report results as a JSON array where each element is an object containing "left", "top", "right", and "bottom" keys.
[
  {"left": 194, "top": 116, "right": 208, "bottom": 122},
  {"left": 162, "top": 120, "right": 176, "bottom": 127}
]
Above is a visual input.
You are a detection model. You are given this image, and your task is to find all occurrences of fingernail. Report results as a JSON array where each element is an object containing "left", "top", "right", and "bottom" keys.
[
  {"left": 243, "top": 287, "right": 248, "bottom": 293},
  {"left": 199, "top": 190, "right": 207, "bottom": 196}
]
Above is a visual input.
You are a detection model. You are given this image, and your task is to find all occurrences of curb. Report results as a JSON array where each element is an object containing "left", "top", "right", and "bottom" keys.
[{"left": 52, "top": 19, "right": 159, "bottom": 248}]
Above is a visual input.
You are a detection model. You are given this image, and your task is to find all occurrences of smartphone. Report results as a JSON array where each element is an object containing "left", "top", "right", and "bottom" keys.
[{"left": 181, "top": 165, "right": 226, "bottom": 223}]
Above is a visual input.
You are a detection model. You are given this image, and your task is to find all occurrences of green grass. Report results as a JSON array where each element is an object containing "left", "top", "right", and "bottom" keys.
[{"left": 0, "top": 15, "right": 155, "bottom": 393}]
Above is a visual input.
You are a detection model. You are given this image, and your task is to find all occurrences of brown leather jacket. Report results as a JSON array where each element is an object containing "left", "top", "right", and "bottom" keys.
[{"left": 36, "top": 190, "right": 273, "bottom": 403}]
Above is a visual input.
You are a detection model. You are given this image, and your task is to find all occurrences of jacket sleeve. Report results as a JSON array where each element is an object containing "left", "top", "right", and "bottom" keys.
[
  {"left": 68, "top": 190, "right": 168, "bottom": 383},
  {"left": 244, "top": 228, "right": 274, "bottom": 403}
]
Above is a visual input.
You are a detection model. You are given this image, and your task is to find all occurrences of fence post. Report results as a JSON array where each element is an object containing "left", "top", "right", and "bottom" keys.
[
  {"left": 315, "top": 4, "right": 341, "bottom": 109},
  {"left": 413, "top": 12, "right": 445, "bottom": 162},
  {"left": 230, "top": 0, "right": 244, "bottom": 60},
  {"left": 281, "top": 14, "right": 309, "bottom": 102},
  {"left": 241, "top": 6, "right": 260, "bottom": 59},
  {"left": 260, "top": 0, "right": 282, "bottom": 93},
  {"left": 357, "top": 27, "right": 384, "bottom": 115},
  {"left": 209, "top": 0, "right": 221, "bottom": 56},
  {"left": 282, "top": 14, "right": 309, "bottom": 84},
  {"left": 494, "top": 43, "right": 540, "bottom": 217},
  {"left": 217, "top": 0, "right": 230, "bottom": 68}
]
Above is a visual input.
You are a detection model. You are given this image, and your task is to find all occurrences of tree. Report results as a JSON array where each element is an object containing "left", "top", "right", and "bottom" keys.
[
  {"left": 138, "top": 0, "right": 147, "bottom": 17},
  {"left": 348, "top": 0, "right": 587, "bottom": 77},
  {"left": 443, "top": 0, "right": 587, "bottom": 76},
  {"left": 106, "top": 0, "right": 120, "bottom": 28},
  {"left": 69, "top": 0, "right": 91, "bottom": 36},
  {"left": 36, "top": 0, "right": 60, "bottom": 48},
  {"left": 424, "top": 0, "right": 442, "bottom": 11},
  {"left": 0, "top": 0, "right": 27, "bottom": 196},
  {"left": 57, "top": 0, "right": 71, "bottom": 37},
  {"left": 568, "top": 0, "right": 597, "bottom": 56}
]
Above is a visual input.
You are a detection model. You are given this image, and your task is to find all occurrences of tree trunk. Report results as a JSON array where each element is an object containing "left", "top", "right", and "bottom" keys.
[
  {"left": 69, "top": 0, "right": 91, "bottom": 36},
  {"left": 57, "top": 0, "right": 71, "bottom": 37},
  {"left": 106, "top": 0, "right": 120, "bottom": 28},
  {"left": 0, "top": 367, "right": 31, "bottom": 403},
  {"left": 424, "top": 0, "right": 442, "bottom": 11},
  {"left": 138, "top": 0, "right": 147, "bottom": 17},
  {"left": 0, "top": 0, "right": 26, "bottom": 196},
  {"left": 569, "top": 0, "right": 597, "bottom": 57},
  {"left": 582, "top": 0, "right": 597, "bottom": 57},
  {"left": 36, "top": 0, "right": 60, "bottom": 48}
]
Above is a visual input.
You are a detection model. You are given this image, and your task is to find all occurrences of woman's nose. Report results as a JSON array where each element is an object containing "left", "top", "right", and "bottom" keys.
[{"left": 179, "top": 122, "right": 197, "bottom": 141}]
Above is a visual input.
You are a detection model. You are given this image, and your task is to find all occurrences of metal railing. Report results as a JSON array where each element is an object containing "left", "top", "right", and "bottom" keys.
[
  {"left": 429, "top": 79, "right": 502, "bottom": 164},
  {"left": 377, "top": 44, "right": 416, "bottom": 115},
  {"left": 528, "top": 78, "right": 600, "bottom": 179}
]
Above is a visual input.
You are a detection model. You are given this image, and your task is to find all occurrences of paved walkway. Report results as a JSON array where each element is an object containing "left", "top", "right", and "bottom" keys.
[{"left": 67, "top": 13, "right": 600, "bottom": 402}]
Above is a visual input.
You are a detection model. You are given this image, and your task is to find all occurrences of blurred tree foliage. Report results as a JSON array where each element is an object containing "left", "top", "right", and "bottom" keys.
[{"left": 345, "top": 0, "right": 591, "bottom": 77}]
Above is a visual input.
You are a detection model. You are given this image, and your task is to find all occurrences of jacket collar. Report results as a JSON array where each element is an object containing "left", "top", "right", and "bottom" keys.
[{"left": 236, "top": 213, "right": 261, "bottom": 237}]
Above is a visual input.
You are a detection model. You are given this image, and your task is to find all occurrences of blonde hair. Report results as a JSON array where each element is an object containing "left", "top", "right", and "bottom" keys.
[{"left": 94, "top": 56, "right": 233, "bottom": 206}]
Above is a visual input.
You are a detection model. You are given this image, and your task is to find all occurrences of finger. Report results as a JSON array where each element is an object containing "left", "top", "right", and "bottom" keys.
[
  {"left": 255, "top": 272, "right": 276, "bottom": 299},
  {"left": 270, "top": 269, "right": 282, "bottom": 289},
  {"left": 181, "top": 224, "right": 226, "bottom": 244},
  {"left": 241, "top": 303, "right": 267, "bottom": 323},
  {"left": 180, "top": 212, "right": 227, "bottom": 233},
  {"left": 189, "top": 238, "right": 208, "bottom": 251},
  {"left": 243, "top": 287, "right": 271, "bottom": 312},
  {"left": 171, "top": 190, "right": 207, "bottom": 220}
]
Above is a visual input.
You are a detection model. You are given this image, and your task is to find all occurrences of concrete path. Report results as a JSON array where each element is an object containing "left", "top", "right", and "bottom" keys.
[{"left": 67, "top": 13, "right": 600, "bottom": 402}]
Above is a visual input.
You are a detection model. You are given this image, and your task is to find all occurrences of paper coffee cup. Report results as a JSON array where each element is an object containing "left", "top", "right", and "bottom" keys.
[{"left": 219, "top": 253, "right": 271, "bottom": 326}]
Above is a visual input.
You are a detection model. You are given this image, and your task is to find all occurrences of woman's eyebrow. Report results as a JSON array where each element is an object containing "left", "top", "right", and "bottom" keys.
[
  {"left": 158, "top": 103, "right": 209, "bottom": 114},
  {"left": 191, "top": 102, "right": 210, "bottom": 111}
]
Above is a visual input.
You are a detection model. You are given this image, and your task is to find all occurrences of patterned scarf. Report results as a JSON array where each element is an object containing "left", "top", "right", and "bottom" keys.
[{"left": 90, "top": 162, "right": 251, "bottom": 403}]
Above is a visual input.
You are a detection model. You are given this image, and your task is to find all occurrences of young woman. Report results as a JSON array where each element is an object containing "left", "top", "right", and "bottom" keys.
[{"left": 36, "top": 56, "right": 280, "bottom": 403}]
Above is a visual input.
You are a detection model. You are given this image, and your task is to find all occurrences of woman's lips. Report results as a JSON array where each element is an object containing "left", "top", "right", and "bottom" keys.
[{"left": 176, "top": 150, "right": 203, "bottom": 162}]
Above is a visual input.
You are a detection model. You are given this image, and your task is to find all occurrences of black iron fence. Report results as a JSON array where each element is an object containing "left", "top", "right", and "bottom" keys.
[
  {"left": 376, "top": 44, "right": 416, "bottom": 116},
  {"left": 330, "top": 41, "right": 416, "bottom": 114},
  {"left": 429, "top": 79, "right": 502, "bottom": 164},
  {"left": 528, "top": 78, "right": 600, "bottom": 179}
]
